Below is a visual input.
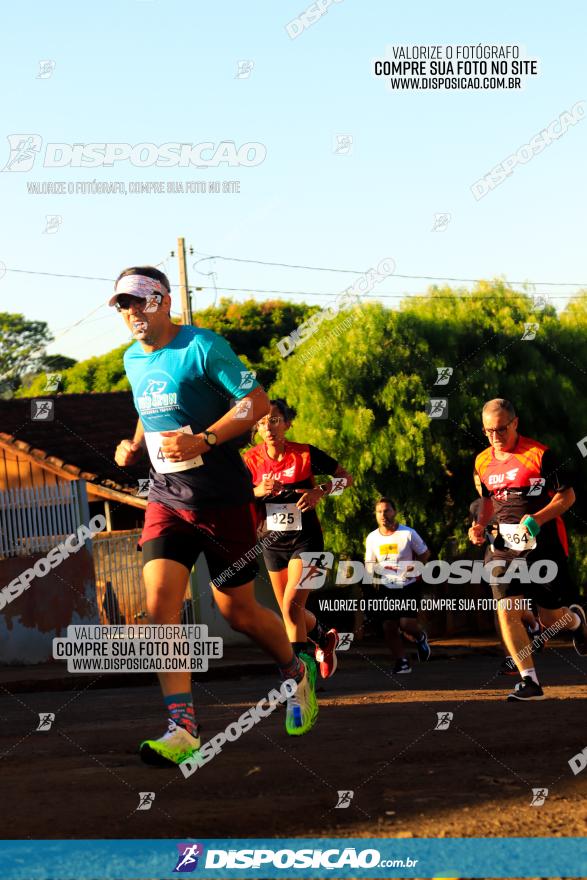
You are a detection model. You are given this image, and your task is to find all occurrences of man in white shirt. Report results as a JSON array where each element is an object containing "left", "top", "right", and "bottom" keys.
[{"left": 364, "top": 497, "right": 431, "bottom": 673}]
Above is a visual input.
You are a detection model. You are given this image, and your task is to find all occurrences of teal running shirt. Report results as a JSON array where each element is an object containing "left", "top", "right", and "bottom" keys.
[{"left": 124, "top": 326, "right": 259, "bottom": 508}]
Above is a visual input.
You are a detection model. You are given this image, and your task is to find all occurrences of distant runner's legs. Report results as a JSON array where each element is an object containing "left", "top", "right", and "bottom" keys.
[
  {"left": 211, "top": 579, "right": 318, "bottom": 736},
  {"left": 267, "top": 567, "right": 318, "bottom": 637}
]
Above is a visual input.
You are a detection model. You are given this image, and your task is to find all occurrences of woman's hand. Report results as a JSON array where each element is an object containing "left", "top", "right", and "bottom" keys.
[
  {"left": 295, "top": 487, "right": 324, "bottom": 512},
  {"left": 254, "top": 478, "right": 283, "bottom": 497}
]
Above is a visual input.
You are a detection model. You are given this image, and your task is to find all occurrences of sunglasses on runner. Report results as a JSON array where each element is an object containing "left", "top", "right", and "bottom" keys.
[
  {"left": 482, "top": 417, "right": 516, "bottom": 437},
  {"left": 257, "top": 417, "right": 283, "bottom": 428},
  {"left": 114, "top": 293, "right": 163, "bottom": 313}
]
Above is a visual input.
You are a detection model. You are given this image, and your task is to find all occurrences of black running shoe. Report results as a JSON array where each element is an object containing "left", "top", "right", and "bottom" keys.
[
  {"left": 569, "top": 604, "right": 587, "bottom": 656},
  {"left": 392, "top": 658, "right": 412, "bottom": 674},
  {"left": 506, "top": 677, "right": 545, "bottom": 702}
]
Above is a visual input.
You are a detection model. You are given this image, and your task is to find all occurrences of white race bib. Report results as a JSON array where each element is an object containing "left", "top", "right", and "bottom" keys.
[
  {"left": 498, "top": 523, "right": 537, "bottom": 552},
  {"left": 144, "top": 425, "right": 204, "bottom": 474},
  {"left": 266, "top": 503, "right": 302, "bottom": 532}
]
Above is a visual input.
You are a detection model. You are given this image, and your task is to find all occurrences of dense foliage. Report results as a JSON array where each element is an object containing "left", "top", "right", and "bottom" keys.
[{"left": 271, "top": 283, "right": 587, "bottom": 588}]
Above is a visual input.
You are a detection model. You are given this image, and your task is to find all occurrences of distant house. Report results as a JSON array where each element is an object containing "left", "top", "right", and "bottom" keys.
[
  {"left": 0, "top": 392, "right": 150, "bottom": 663},
  {"left": 0, "top": 391, "right": 250, "bottom": 662},
  {"left": 0, "top": 391, "right": 148, "bottom": 530}
]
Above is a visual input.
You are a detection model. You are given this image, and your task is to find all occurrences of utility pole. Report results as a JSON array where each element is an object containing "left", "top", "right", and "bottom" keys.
[{"left": 176, "top": 237, "right": 193, "bottom": 325}]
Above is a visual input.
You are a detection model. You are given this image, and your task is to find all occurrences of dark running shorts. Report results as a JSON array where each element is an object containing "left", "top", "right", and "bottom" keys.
[
  {"left": 489, "top": 547, "right": 577, "bottom": 610},
  {"left": 263, "top": 525, "right": 324, "bottom": 571},
  {"left": 262, "top": 527, "right": 324, "bottom": 572},
  {"left": 139, "top": 502, "right": 259, "bottom": 588}
]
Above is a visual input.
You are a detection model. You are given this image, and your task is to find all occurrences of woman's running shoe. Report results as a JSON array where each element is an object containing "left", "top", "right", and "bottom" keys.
[{"left": 315, "top": 629, "right": 339, "bottom": 678}]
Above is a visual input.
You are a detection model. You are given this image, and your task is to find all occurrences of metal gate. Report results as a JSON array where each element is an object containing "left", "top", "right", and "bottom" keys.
[
  {"left": 92, "top": 530, "right": 195, "bottom": 625},
  {"left": 0, "top": 480, "right": 88, "bottom": 558}
]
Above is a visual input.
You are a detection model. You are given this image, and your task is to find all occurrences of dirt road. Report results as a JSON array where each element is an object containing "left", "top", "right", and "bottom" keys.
[{"left": 1, "top": 645, "right": 586, "bottom": 841}]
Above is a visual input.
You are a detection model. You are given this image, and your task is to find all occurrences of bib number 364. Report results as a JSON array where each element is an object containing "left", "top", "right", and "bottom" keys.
[{"left": 498, "top": 524, "right": 537, "bottom": 552}]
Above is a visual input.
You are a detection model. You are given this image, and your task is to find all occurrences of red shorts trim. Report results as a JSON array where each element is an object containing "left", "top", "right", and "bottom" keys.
[{"left": 140, "top": 502, "right": 259, "bottom": 588}]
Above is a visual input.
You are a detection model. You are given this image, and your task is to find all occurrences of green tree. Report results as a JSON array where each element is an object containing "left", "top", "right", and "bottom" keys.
[
  {"left": 194, "top": 298, "right": 319, "bottom": 387},
  {"left": 19, "top": 344, "right": 131, "bottom": 396},
  {"left": 271, "top": 281, "right": 587, "bottom": 590},
  {"left": 41, "top": 353, "right": 77, "bottom": 372},
  {"left": 0, "top": 313, "right": 53, "bottom": 396}
]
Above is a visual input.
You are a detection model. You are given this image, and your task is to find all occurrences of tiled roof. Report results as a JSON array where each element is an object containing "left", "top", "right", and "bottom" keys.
[{"left": 0, "top": 392, "right": 148, "bottom": 498}]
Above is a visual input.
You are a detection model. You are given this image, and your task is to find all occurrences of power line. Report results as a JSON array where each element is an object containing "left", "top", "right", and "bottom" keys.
[
  {"left": 3, "top": 266, "right": 182, "bottom": 288},
  {"left": 4, "top": 262, "right": 587, "bottom": 289},
  {"left": 191, "top": 284, "right": 577, "bottom": 300},
  {"left": 53, "top": 304, "right": 107, "bottom": 340},
  {"left": 194, "top": 253, "right": 587, "bottom": 288}
]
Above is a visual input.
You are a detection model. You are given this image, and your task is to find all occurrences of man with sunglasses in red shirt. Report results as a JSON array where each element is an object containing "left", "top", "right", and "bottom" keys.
[{"left": 469, "top": 398, "right": 587, "bottom": 701}]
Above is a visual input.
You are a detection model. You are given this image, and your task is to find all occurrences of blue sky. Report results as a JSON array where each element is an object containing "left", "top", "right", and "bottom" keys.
[{"left": 1, "top": 1, "right": 585, "bottom": 361}]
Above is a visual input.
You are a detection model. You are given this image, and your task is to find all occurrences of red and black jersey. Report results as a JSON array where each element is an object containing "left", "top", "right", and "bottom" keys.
[
  {"left": 474, "top": 435, "right": 572, "bottom": 558},
  {"left": 243, "top": 441, "right": 338, "bottom": 542}
]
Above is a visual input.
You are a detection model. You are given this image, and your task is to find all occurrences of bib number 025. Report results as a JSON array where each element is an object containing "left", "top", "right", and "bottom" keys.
[{"left": 266, "top": 503, "right": 302, "bottom": 532}]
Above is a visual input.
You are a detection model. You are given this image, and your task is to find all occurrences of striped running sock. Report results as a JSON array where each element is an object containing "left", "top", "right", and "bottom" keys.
[
  {"left": 164, "top": 692, "right": 198, "bottom": 737},
  {"left": 278, "top": 651, "right": 305, "bottom": 684}
]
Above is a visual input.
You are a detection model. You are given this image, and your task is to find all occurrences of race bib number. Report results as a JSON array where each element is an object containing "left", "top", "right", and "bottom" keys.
[
  {"left": 498, "top": 523, "right": 537, "bottom": 552},
  {"left": 266, "top": 503, "right": 302, "bottom": 532},
  {"left": 379, "top": 543, "right": 398, "bottom": 557},
  {"left": 144, "top": 425, "right": 204, "bottom": 474}
]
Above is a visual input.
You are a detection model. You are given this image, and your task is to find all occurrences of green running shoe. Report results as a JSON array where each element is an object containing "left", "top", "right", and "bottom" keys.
[
  {"left": 140, "top": 719, "right": 201, "bottom": 767},
  {"left": 285, "top": 653, "right": 318, "bottom": 736}
]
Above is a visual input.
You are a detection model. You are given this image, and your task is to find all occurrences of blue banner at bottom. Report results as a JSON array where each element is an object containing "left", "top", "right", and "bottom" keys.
[{"left": 0, "top": 838, "right": 585, "bottom": 879}]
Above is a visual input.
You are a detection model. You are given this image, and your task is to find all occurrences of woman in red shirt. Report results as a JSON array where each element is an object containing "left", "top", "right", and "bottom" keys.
[{"left": 243, "top": 399, "right": 353, "bottom": 678}]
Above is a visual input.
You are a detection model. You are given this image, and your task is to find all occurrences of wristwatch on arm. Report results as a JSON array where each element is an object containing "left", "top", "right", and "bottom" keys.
[{"left": 202, "top": 430, "right": 218, "bottom": 450}]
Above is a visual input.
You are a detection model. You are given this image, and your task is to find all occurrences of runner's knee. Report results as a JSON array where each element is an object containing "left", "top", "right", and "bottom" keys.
[
  {"left": 146, "top": 587, "right": 179, "bottom": 622},
  {"left": 223, "top": 604, "right": 257, "bottom": 633}
]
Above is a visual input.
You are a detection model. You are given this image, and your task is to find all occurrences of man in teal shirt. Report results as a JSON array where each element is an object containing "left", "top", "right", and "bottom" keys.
[{"left": 111, "top": 265, "right": 318, "bottom": 766}]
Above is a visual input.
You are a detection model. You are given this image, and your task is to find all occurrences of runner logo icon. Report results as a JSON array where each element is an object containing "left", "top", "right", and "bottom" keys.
[
  {"left": 36, "top": 713, "right": 55, "bottom": 731},
  {"left": 530, "top": 788, "right": 549, "bottom": 806},
  {"left": 435, "top": 711, "right": 453, "bottom": 730},
  {"left": 298, "top": 552, "right": 334, "bottom": 589},
  {"left": 527, "top": 477, "right": 546, "bottom": 496},
  {"left": 173, "top": 843, "right": 204, "bottom": 872},
  {"left": 337, "top": 632, "right": 354, "bottom": 651},
  {"left": 335, "top": 790, "right": 354, "bottom": 808}
]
